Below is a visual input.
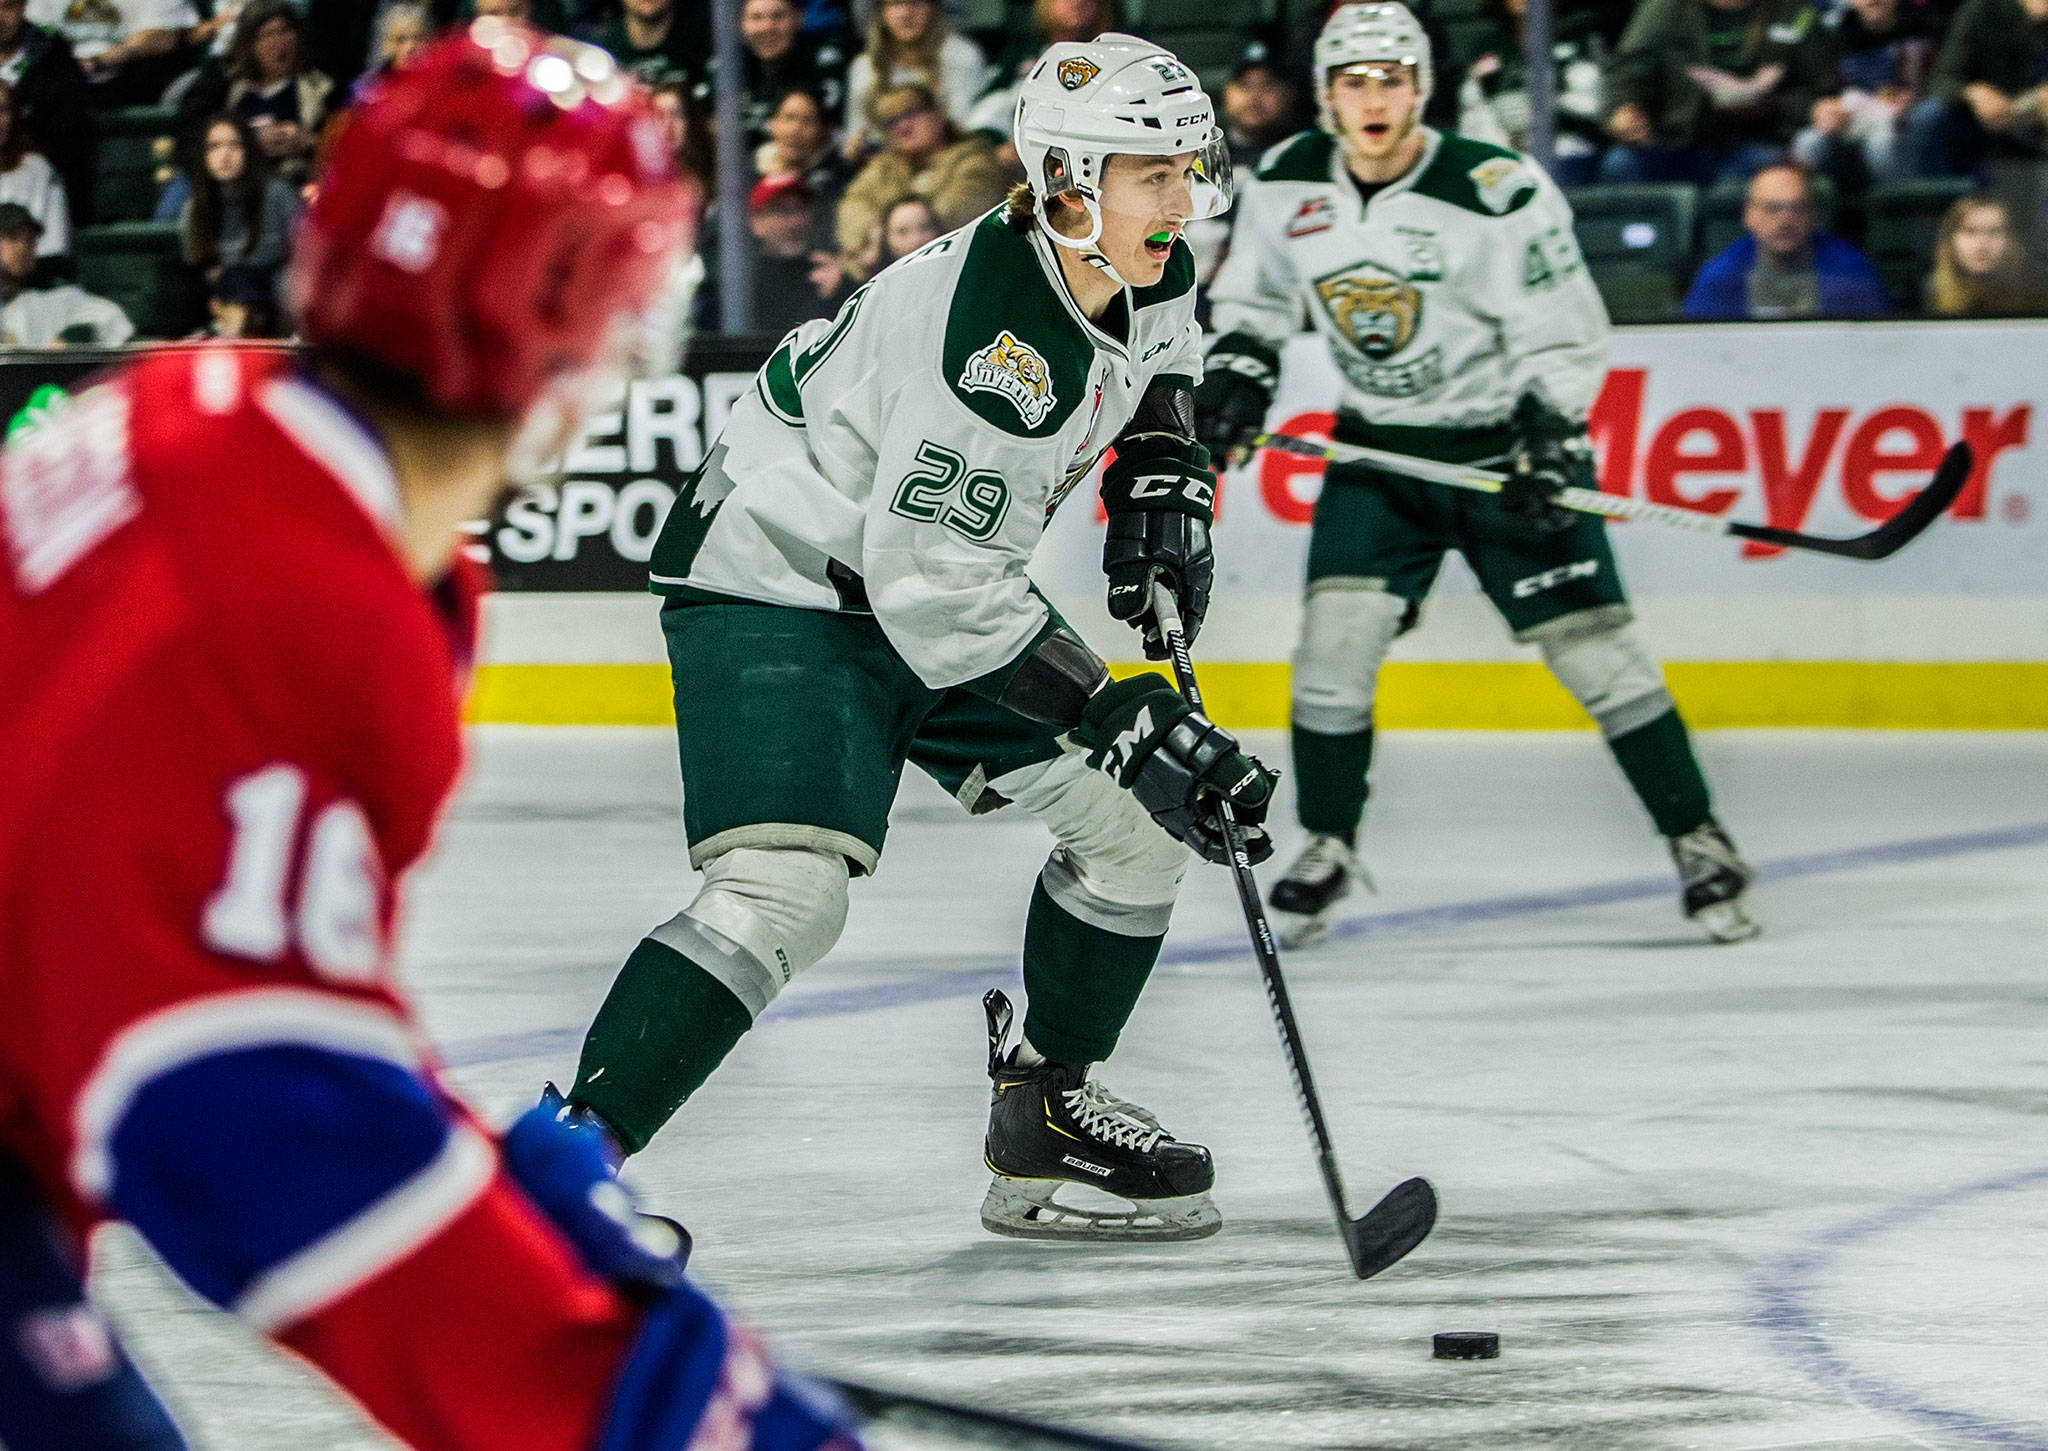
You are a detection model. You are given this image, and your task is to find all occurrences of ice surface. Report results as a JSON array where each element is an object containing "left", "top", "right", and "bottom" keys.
[{"left": 82, "top": 728, "right": 2048, "bottom": 1451}]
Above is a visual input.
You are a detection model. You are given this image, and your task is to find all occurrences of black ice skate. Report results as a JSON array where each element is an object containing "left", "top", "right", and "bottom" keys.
[
  {"left": 1267, "top": 833, "right": 1368, "bottom": 948},
  {"left": 1668, "top": 818, "right": 1759, "bottom": 943},
  {"left": 980, "top": 990, "right": 1220, "bottom": 1242}
]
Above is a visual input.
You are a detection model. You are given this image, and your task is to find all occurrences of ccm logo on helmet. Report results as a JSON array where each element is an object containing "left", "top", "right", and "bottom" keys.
[{"left": 370, "top": 194, "right": 449, "bottom": 275}]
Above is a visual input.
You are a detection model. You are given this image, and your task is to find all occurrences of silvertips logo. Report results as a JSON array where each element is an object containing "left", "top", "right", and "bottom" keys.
[
  {"left": 1057, "top": 56, "right": 1100, "bottom": 89},
  {"left": 959, "top": 330, "right": 1056, "bottom": 427}
]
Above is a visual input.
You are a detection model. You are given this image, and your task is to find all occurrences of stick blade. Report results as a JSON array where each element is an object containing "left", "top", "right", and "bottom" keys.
[
  {"left": 1344, "top": 1176, "right": 1437, "bottom": 1281},
  {"left": 1850, "top": 439, "right": 1973, "bottom": 560}
]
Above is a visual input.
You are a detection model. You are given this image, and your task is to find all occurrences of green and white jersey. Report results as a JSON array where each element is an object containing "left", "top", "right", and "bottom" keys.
[
  {"left": 1210, "top": 128, "right": 1609, "bottom": 445},
  {"left": 649, "top": 208, "right": 1203, "bottom": 691}
]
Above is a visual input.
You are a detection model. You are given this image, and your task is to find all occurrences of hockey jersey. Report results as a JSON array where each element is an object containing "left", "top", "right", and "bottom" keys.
[
  {"left": 0, "top": 347, "right": 843, "bottom": 1451},
  {"left": 647, "top": 207, "right": 1205, "bottom": 691},
  {"left": 1209, "top": 128, "right": 1609, "bottom": 455}
]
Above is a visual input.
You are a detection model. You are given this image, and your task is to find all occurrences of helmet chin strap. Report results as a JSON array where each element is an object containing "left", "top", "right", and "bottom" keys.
[{"left": 1036, "top": 190, "right": 1141, "bottom": 290}]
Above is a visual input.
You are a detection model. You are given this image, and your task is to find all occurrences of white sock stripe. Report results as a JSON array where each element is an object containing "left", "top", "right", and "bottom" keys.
[{"left": 235, "top": 1123, "right": 495, "bottom": 1332}]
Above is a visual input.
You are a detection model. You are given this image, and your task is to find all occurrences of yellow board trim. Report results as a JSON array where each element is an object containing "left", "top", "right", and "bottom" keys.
[{"left": 466, "top": 661, "right": 2048, "bottom": 730}]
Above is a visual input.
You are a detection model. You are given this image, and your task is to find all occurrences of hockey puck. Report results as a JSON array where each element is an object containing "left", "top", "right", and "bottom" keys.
[{"left": 1432, "top": 1331, "right": 1500, "bottom": 1360}]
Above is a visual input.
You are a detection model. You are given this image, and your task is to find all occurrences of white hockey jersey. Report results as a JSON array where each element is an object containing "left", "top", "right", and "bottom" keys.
[
  {"left": 648, "top": 209, "right": 1203, "bottom": 691},
  {"left": 1209, "top": 127, "right": 1609, "bottom": 455}
]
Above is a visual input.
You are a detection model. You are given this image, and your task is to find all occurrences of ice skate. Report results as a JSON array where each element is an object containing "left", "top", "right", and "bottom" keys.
[
  {"left": 979, "top": 991, "right": 1220, "bottom": 1242},
  {"left": 1669, "top": 819, "right": 1759, "bottom": 943},
  {"left": 1267, "top": 833, "right": 1367, "bottom": 948}
]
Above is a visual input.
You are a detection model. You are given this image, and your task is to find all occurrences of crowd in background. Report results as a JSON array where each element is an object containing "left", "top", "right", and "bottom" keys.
[{"left": 0, "top": 0, "right": 2043, "bottom": 351}]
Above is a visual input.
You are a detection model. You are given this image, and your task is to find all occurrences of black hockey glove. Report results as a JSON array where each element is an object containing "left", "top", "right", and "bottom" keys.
[
  {"left": 1101, "top": 432, "right": 1215, "bottom": 661},
  {"left": 1193, "top": 331, "right": 1280, "bottom": 464},
  {"left": 1073, "top": 674, "right": 1275, "bottom": 865},
  {"left": 1502, "top": 394, "right": 1593, "bottom": 536}
]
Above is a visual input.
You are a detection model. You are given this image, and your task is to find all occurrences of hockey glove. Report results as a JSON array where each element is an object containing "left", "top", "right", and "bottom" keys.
[
  {"left": 1193, "top": 331, "right": 1281, "bottom": 464},
  {"left": 1502, "top": 394, "right": 1592, "bottom": 536},
  {"left": 1101, "top": 432, "right": 1215, "bottom": 661},
  {"left": 1074, "top": 673, "right": 1275, "bottom": 865}
]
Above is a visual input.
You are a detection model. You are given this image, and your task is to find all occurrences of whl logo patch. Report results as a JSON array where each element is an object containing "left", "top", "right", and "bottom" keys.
[{"left": 960, "top": 330, "right": 1056, "bottom": 427}]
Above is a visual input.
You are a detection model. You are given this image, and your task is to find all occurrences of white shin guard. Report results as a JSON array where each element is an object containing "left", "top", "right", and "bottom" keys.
[
  {"left": 991, "top": 753, "right": 1187, "bottom": 938},
  {"left": 649, "top": 847, "right": 850, "bottom": 1018},
  {"left": 1290, "top": 580, "right": 1406, "bottom": 736},
  {"left": 1531, "top": 611, "right": 1676, "bottom": 739}
]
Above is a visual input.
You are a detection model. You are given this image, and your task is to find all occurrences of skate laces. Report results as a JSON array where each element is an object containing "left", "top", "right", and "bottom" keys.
[
  {"left": 1286, "top": 834, "right": 1353, "bottom": 886},
  {"left": 1064, "top": 1080, "right": 1163, "bottom": 1153},
  {"left": 1671, "top": 823, "right": 1748, "bottom": 887}
]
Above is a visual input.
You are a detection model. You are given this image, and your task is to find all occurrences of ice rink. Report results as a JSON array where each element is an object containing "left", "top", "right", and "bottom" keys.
[{"left": 86, "top": 725, "right": 2048, "bottom": 1451}]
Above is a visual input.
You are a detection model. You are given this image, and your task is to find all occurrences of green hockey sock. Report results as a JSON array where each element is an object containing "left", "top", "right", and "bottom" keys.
[
  {"left": 1608, "top": 708, "right": 1713, "bottom": 839},
  {"left": 1291, "top": 722, "right": 1374, "bottom": 842},
  {"left": 1019, "top": 880, "right": 1164, "bottom": 1065},
  {"left": 569, "top": 935, "right": 753, "bottom": 1155}
]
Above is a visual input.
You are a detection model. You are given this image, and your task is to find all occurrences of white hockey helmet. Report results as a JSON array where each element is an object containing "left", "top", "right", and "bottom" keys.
[
  {"left": 1012, "top": 34, "right": 1232, "bottom": 276},
  {"left": 1315, "top": 2, "right": 1433, "bottom": 133}
]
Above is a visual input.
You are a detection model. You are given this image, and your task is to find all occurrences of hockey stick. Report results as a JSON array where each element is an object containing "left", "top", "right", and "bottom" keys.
[
  {"left": 1253, "top": 431, "right": 1974, "bottom": 561},
  {"left": 826, "top": 1376, "right": 1165, "bottom": 1451},
  {"left": 1148, "top": 581, "right": 1436, "bottom": 1282}
]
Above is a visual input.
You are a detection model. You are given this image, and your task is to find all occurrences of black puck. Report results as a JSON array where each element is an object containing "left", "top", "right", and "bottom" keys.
[{"left": 1432, "top": 1331, "right": 1500, "bottom": 1360}]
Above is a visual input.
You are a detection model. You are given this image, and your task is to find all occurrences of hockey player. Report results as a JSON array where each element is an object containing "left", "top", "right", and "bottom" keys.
[
  {"left": 0, "top": 24, "right": 856, "bottom": 1451},
  {"left": 1198, "top": 2, "right": 1757, "bottom": 947},
  {"left": 552, "top": 35, "right": 1275, "bottom": 1243}
]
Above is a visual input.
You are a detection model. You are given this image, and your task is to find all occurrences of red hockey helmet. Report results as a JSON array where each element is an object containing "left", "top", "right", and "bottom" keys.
[{"left": 289, "top": 20, "right": 694, "bottom": 418}]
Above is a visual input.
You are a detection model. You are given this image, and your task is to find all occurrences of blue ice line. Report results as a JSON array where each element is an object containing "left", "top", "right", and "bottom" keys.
[
  {"left": 1752, "top": 1163, "right": 2048, "bottom": 1450},
  {"left": 436, "top": 817, "right": 2048, "bottom": 1071}
]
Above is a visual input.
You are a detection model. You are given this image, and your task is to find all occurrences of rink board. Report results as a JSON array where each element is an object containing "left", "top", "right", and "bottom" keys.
[
  {"left": 465, "top": 318, "right": 2048, "bottom": 729},
  {"left": 466, "top": 658, "right": 2048, "bottom": 729}
]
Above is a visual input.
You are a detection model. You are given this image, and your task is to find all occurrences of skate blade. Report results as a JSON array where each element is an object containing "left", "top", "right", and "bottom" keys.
[
  {"left": 979, "top": 1177, "right": 1222, "bottom": 1243},
  {"left": 1274, "top": 910, "right": 1335, "bottom": 951},
  {"left": 1694, "top": 899, "right": 1760, "bottom": 943}
]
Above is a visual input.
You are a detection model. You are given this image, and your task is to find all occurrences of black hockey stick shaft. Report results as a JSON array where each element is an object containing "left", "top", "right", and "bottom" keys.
[
  {"left": 825, "top": 1376, "right": 1165, "bottom": 1451},
  {"left": 1149, "top": 583, "right": 1435, "bottom": 1281},
  {"left": 1254, "top": 432, "right": 1973, "bottom": 562}
]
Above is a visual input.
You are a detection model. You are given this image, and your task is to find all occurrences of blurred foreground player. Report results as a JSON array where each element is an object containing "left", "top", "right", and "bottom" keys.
[
  {"left": 0, "top": 22, "right": 855, "bottom": 1451},
  {"left": 1200, "top": 2, "right": 1757, "bottom": 947},
  {"left": 552, "top": 36, "right": 1275, "bottom": 1243}
]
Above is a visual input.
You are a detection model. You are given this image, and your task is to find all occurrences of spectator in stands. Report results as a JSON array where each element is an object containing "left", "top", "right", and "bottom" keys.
[
  {"left": 594, "top": 0, "right": 708, "bottom": 88},
  {"left": 1925, "top": 191, "right": 2048, "bottom": 311},
  {"left": 842, "top": 0, "right": 989, "bottom": 159},
  {"left": 1459, "top": 0, "right": 1610, "bottom": 185},
  {"left": 302, "top": 0, "right": 458, "bottom": 93},
  {"left": 473, "top": 0, "right": 534, "bottom": 20},
  {"left": 651, "top": 79, "right": 716, "bottom": 197},
  {"left": 969, "top": 0, "right": 1118, "bottom": 148},
  {"left": 361, "top": 1, "right": 431, "bottom": 91},
  {"left": 27, "top": 0, "right": 198, "bottom": 106},
  {"left": 1684, "top": 160, "right": 1890, "bottom": 316},
  {"left": 697, "top": 0, "right": 849, "bottom": 144},
  {"left": 176, "top": 113, "right": 296, "bottom": 307},
  {"left": 723, "top": 172, "right": 849, "bottom": 334},
  {"left": 0, "top": 0, "right": 93, "bottom": 224},
  {"left": 202, "top": 259, "right": 280, "bottom": 336},
  {"left": 837, "top": 81, "right": 1004, "bottom": 252},
  {"left": 225, "top": 1, "right": 331, "bottom": 181},
  {"left": 1915, "top": 0, "right": 2048, "bottom": 176},
  {"left": 0, "top": 201, "right": 131, "bottom": 342},
  {"left": 1601, "top": 0, "right": 1836, "bottom": 184},
  {"left": 754, "top": 84, "right": 852, "bottom": 209},
  {"left": 1794, "top": 0, "right": 1938, "bottom": 189},
  {"left": 0, "top": 79, "right": 67, "bottom": 256},
  {"left": 839, "top": 189, "right": 939, "bottom": 282},
  {"left": 1221, "top": 38, "right": 1303, "bottom": 172}
]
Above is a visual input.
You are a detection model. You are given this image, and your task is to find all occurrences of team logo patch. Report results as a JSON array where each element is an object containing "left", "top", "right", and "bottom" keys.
[
  {"left": 959, "top": 330, "right": 1056, "bottom": 427},
  {"left": 1057, "top": 56, "right": 1100, "bottom": 90},
  {"left": 1287, "top": 196, "right": 1336, "bottom": 237},
  {"left": 1468, "top": 156, "right": 1536, "bottom": 215},
  {"left": 1315, "top": 262, "right": 1422, "bottom": 359}
]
